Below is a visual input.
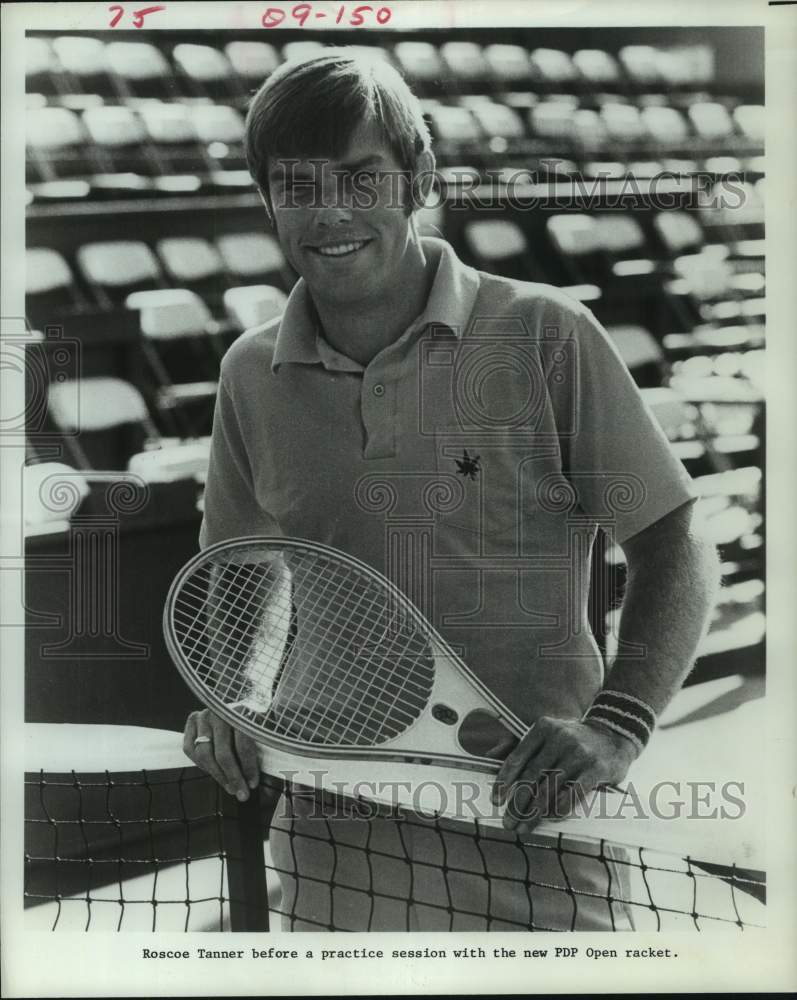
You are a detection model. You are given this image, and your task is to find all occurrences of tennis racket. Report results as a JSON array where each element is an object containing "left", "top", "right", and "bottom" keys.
[{"left": 164, "top": 535, "right": 617, "bottom": 827}]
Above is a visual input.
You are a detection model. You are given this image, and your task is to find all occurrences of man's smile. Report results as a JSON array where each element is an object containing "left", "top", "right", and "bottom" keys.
[{"left": 308, "top": 239, "right": 373, "bottom": 259}]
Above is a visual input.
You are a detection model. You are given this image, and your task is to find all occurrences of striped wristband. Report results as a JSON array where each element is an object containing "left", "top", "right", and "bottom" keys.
[{"left": 583, "top": 690, "right": 656, "bottom": 752}]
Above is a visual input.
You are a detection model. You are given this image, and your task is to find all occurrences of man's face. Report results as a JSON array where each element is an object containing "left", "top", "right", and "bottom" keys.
[{"left": 267, "top": 120, "right": 418, "bottom": 306}]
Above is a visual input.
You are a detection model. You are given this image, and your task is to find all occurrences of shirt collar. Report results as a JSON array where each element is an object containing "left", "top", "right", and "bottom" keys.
[{"left": 271, "top": 237, "right": 480, "bottom": 373}]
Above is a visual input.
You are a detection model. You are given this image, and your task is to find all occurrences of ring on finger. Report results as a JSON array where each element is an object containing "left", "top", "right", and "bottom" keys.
[{"left": 194, "top": 735, "right": 213, "bottom": 747}]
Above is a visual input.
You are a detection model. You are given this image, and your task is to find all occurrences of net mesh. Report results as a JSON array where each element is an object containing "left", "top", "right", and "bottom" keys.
[
  {"left": 24, "top": 767, "right": 231, "bottom": 931},
  {"left": 25, "top": 768, "right": 765, "bottom": 933}
]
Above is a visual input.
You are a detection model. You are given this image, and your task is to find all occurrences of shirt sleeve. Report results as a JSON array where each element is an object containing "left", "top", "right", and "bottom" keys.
[
  {"left": 198, "top": 375, "right": 280, "bottom": 549},
  {"left": 551, "top": 308, "right": 695, "bottom": 544}
]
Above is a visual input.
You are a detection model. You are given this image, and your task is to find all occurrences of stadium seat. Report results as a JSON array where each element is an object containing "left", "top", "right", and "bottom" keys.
[
  {"left": 104, "top": 41, "right": 173, "bottom": 96},
  {"left": 732, "top": 105, "right": 764, "bottom": 145},
  {"left": 654, "top": 210, "right": 705, "bottom": 254},
  {"left": 155, "top": 237, "right": 228, "bottom": 301},
  {"left": 572, "top": 49, "right": 620, "bottom": 84},
  {"left": 688, "top": 102, "right": 735, "bottom": 142},
  {"left": 570, "top": 108, "right": 609, "bottom": 149},
  {"left": 125, "top": 288, "right": 221, "bottom": 436},
  {"left": 224, "top": 285, "right": 288, "bottom": 331},
  {"left": 47, "top": 376, "right": 161, "bottom": 470},
  {"left": 618, "top": 46, "right": 663, "bottom": 85},
  {"left": 530, "top": 101, "right": 577, "bottom": 142},
  {"left": 468, "top": 102, "right": 526, "bottom": 144},
  {"left": 606, "top": 325, "right": 666, "bottom": 387},
  {"left": 546, "top": 214, "right": 602, "bottom": 257},
  {"left": 26, "top": 36, "right": 57, "bottom": 79},
  {"left": 216, "top": 232, "right": 288, "bottom": 285},
  {"left": 530, "top": 48, "right": 577, "bottom": 84},
  {"left": 139, "top": 103, "right": 196, "bottom": 144},
  {"left": 26, "top": 107, "right": 93, "bottom": 180},
  {"left": 640, "top": 105, "right": 690, "bottom": 146},
  {"left": 82, "top": 106, "right": 152, "bottom": 175},
  {"left": 23, "top": 462, "right": 90, "bottom": 535},
  {"left": 462, "top": 219, "right": 534, "bottom": 281},
  {"left": 281, "top": 41, "right": 326, "bottom": 64},
  {"left": 172, "top": 43, "right": 237, "bottom": 99},
  {"left": 483, "top": 44, "right": 532, "bottom": 82},
  {"left": 225, "top": 41, "right": 281, "bottom": 80},
  {"left": 51, "top": 35, "right": 109, "bottom": 84},
  {"left": 26, "top": 248, "right": 82, "bottom": 319},
  {"left": 428, "top": 105, "right": 482, "bottom": 148},
  {"left": 189, "top": 104, "right": 245, "bottom": 145},
  {"left": 77, "top": 241, "right": 163, "bottom": 306},
  {"left": 599, "top": 102, "right": 645, "bottom": 143},
  {"left": 392, "top": 41, "right": 444, "bottom": 83},
  {"left": 440, "top": 41, "right": 490, "bottom": 81}
]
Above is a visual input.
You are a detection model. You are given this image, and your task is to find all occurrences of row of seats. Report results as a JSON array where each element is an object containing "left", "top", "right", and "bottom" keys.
[
  {"left": 26, "top": 233, "right": 290, "bottom": 315},
  {"left": 27, "top": 36, "right": 718, "bottom": 95},
  {"left": 26, "top": 96, "right": 763, "bottom": 160}
]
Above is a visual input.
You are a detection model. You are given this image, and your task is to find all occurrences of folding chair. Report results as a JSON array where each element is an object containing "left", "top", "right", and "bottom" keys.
[
  {"left": 225, "top": 41, "right": 281, "bottom": 82},
  {"left": 530, "top": 100, "right": 577, "bottom": 144},
  {"left": 570, "top": 108, "right": 609, "bottom": 150},
  {"left": 82, "top": 105, "right": 152, "bottom": 176},
  {"left": 281, "top": 41, "right": 326, "bottom": 64},
  {"left": 468, "top": 101, "right": 526, "bottom": 147},
  {"left": 641, "top": 105, "right": 690, "bottom": 147},
  {"left": 51, "top": 35, "right": 114, "bottom": 95},
  {"left": 77, "top": 240, "right": 163, "bottom": 308},
  {"left": 546, "top": 214, "right": 604, "bottom": 284},
  {"left": 688, "top": 102, "right": 735, "bottom": 142},
  {"left": 155, "top": 237, "right": 228, "bottom": 303},
  {"left": 26, "top": 107, "right": 94, "bottom": 181},
  {"left": 732, "top": 105, "right": 764, "bottom": 145},
  {"left": 618, "top": 46, "right": 664, "bottom": 86},
  {"left": 23, "top": 462, "right": 90, "bottom": 537},
  {"left": 462, "top": 218, "right": 536, "bottom": 282},
  {"left": 190, "top": 105, "right": 246, "bottom": 171},
  {"left": 599, "top": 102, "right": 646, "bottom": 145},
  {"left": 440, "top": 42, "right": 490, "bottom": 82},
  {"left": 125, "top": 288, "right": 221, "bottom": 438},
  {"left": 530, "top": 48, "right": 577, "bottom": 86},
  {"left": 139, "top": 103, "right": 206, "bottom": 177},
  {"left": 26, "top": 36, "right": 58, "bottom": 92},
  {"left": 572, "top": 49, "right": 620, "bottom": 85},
  {"left": 639, "top": 385, "right": 713, "bottom": 477},
  {"left": 172, "top": 43, "right": 237, "bottom": 99},
  {"left": 104, "top": 41, "right": 174, "bottom": 98},
  {"left": 224, "top": 285, "right": 288, "bottom": 333},
  {"left": 606, "top": 325, "right": 667, "bottom": 388},
  {"left": 26, "top": 248, "right": 84, "bottom": 325},
  {"left": 47, "top": 376, "right": 161, "bottom": 470},
  {"left": 653, "top": 210, "right": 705, "bottom": 255},
  {"left": 483, "top": 44, "right": 532, "bottom": 83},
  {"left": 216, "top": 232, "right": 290, "bottom": 288},
  {"left": 392, "top": 41, "right": 444, "bottom": 84},
  {"left": 428, "top": 105, "right": 482, "bottom": 153}
]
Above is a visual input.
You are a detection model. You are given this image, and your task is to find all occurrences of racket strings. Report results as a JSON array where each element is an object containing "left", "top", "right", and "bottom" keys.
[
  {"left": 171, "top": 546, "right": 437, "bottom": 747},
  {"left": 270, "top": 558, "right": 433, "bottom": 744}
]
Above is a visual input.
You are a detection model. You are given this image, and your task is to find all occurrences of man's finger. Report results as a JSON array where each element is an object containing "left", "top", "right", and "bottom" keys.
[
  {"left": 492, "top": 724, "right": 545, "bottom": 802},
  {"left": 234, "top": 729, "right": 262, "bottom": 790}
]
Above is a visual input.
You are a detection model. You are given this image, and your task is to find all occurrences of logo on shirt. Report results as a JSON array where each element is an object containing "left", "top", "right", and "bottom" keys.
[{"left": 455, "top": 449, "right": 481, "bottom": 481}]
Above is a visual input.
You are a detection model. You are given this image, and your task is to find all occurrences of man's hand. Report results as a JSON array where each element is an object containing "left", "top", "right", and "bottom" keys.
[
  {"left": 490, "top": 716, "right": 639, "bottom": 836},
  {"left": 183, "top": 708, "right": 261, "bottom": 801}
]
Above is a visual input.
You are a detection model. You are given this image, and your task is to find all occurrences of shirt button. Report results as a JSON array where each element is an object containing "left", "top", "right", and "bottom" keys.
[{"left": 372, "top": 383, "right": 385, "bottom": 397}]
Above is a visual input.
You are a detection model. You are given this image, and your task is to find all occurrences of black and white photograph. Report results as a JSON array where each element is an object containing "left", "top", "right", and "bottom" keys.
[{"left": 1, "top": 0, "right": 795, "bottom": 996}]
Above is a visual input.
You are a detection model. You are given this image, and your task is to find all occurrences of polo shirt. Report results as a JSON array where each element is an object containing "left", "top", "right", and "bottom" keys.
[{"left": 199, "top": 237, "right": 693, "bottom": 735}]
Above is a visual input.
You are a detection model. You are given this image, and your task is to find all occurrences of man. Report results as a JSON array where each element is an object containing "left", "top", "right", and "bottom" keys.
[{"left": 183, "top": 48, "right": 719, "bottom": 931}]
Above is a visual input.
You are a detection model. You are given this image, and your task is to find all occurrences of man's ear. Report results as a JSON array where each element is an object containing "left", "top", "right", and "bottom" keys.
[{"left": 407, "top": 148, "right": 437, "bottom": 214}]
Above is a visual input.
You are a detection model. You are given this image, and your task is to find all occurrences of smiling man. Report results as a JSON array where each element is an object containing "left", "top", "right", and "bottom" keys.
[{"left": 183, "top": 48, "right": 720, "bottom": 932}]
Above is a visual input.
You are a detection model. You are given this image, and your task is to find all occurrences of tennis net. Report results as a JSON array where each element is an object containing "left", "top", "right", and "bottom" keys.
[{"left": 24, "top": 723, "right": 765, "bottom": 933}]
